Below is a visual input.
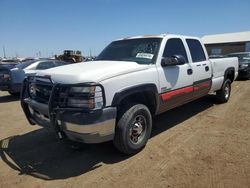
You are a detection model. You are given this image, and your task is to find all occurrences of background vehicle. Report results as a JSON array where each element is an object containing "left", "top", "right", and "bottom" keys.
[
  {"left": 209, "top": 54, "right": 226, "bottom": 59},
  {"left": 21, "top": 34, "right": 238, "bottom": 155},
  {"left": 0, "top": 59, "right": 68, "bottom": 95},
  {"left": 227, "top": 52, "right": 250, "bottom": 79},
  {"left": 55, "top": 50, "right": 84, "bottom": 63},
  {"left": 0, "top": 59, "right": 20, "bottom": 65}
]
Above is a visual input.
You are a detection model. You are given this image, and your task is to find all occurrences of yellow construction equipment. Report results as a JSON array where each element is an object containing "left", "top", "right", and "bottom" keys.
[{"left": 55, "top": 50, "right": 84, "bottom": 63}]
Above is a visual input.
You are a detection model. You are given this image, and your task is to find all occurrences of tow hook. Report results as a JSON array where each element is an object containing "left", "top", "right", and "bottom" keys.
[
  {"left": 57, "top": 131, "right": 65, "bottom": 139},
  {"left": 55, "top": 120, "right": 66, "bottom": 139}
]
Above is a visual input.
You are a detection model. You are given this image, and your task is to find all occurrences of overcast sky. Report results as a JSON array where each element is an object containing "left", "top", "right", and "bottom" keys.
[{"left": 0, "top": 0, "right": 250, "bottom": 58}]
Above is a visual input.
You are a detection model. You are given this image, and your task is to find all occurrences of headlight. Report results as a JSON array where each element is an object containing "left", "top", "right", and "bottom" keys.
[
  {"left": 3, "top": 74, "right": 10, "bottom": 81},
  {"left": 66, "top": 86, "right": 104, "bottom": 110},
  {"left": 70, "top": 86, "right": 95, "bottom": 93}
]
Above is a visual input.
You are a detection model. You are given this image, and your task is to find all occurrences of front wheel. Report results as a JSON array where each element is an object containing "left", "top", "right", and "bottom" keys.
[
  {"left": 113, "top": 104, "right": 152, "bottom": 155},
  {"left": 216, "top": 79, "right": 231, "bottom": 103}
]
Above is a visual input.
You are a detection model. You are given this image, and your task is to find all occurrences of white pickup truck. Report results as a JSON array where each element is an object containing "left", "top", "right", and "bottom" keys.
[{"left": 21, "top": 34, "right": 238, "bottom": 154}]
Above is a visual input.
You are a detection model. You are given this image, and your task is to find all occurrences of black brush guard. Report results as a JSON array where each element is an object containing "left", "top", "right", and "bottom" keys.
[{"left": 20, "top": 76, "right": 106, "bottom": 139}]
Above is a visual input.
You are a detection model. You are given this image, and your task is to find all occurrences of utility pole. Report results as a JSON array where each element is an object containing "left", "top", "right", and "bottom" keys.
[
  {"left": 89, "top": 49, "right": 92, "bottom": 57},
  {"left": 3, "top": 45, "right": 6, "bottom": 58}
]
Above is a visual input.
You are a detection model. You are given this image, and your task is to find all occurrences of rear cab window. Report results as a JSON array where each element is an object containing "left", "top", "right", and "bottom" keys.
[{"left": 186, "top": 39, "right": 206, "bottom": 63}]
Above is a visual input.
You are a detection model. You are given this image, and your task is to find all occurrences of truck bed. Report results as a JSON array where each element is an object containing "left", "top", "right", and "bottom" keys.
[{"left": 210, "top": 57, "right": 238, "bottom": 92}]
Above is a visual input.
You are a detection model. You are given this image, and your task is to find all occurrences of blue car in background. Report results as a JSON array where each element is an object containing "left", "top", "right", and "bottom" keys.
[{"left": 0, "top": 59, "right": 68, "bottom": 95}]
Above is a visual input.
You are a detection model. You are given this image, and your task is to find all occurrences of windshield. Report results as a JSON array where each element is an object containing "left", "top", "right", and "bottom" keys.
[
  {"left": 16, "top": 60, "right": 37, "bottom": 69},
  {"left": 96, "top": 38, "right": 162, "bottom": 64}
]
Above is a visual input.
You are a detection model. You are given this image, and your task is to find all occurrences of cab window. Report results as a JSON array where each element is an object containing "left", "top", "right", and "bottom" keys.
[
  {"left": 186, "top": 39, "right": 206, "bottom": 62},
  {"left": 163, "top": 38, "right": 188, "bottom": 62}
]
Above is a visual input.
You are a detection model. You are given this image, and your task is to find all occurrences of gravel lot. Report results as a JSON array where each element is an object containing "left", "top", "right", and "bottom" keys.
[{"left": 0, "top": 80, "right": 250, "bottom": 188}]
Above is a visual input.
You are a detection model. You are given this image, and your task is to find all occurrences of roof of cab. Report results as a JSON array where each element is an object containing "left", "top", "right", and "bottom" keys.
[{"left": 116, "top": 34, "right": 200, "bottom": 41}]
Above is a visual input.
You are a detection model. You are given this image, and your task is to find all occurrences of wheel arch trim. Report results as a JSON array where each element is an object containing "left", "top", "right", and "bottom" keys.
[{"left": 111, "top": 84, "right": 158, "bottom": 107}]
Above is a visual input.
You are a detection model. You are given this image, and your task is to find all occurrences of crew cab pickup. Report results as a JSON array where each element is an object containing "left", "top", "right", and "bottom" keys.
[{"left": 21, "top": 34, "right": 238, "bottom": 154}]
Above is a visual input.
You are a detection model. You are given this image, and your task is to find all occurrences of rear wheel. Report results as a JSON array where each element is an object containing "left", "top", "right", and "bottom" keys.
[
  {"left": 216, "top": 79, "right": 231, "bottom": 103},
  {"left": 113, "top": 104, "right": 152, "bottom": 155},
  {"left": 246, "top": 71, "right": 250, "bottom": 80}
]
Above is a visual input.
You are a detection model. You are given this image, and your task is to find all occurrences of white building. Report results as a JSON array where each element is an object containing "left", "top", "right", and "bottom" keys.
[{"left": 202, "top": 31, "right": 250, "bottom": 55}]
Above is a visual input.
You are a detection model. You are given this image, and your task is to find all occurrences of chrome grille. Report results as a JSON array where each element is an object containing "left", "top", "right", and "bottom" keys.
[{"left": 29, "top": 79, "right": 53, "bottom": 104}]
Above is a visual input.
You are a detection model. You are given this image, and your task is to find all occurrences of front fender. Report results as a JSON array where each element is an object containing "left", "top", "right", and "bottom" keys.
[{"left": 111, "top": 83, "right": 158, "bottom": 106}]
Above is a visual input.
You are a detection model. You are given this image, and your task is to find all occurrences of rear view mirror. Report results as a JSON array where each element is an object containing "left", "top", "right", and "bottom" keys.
[{"left": 161, "top": 55, "right": 186, "bottom": 67}]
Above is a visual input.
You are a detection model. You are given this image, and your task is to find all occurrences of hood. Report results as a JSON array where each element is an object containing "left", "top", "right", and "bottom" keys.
[
  {"left": 36, "top": 60, "right": 149, "bottom": 84},
  {"left": 0, "top": 64, "right": 16, "bottom": 70}
]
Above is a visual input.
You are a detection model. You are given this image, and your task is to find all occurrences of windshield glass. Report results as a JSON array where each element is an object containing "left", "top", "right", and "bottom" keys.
[
  {"left": 16, "top": 60, "right": 37, "bottom": 69},
  {"left": 96, "top": 38, "right": 162, "bottom": 64}
]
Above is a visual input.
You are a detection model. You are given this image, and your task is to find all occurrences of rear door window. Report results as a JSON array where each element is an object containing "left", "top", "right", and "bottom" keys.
[{"left": 186, "top": 39, "right": 206, "bottom": 62}]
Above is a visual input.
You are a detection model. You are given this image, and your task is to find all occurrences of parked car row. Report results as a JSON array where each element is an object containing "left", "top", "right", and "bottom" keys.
[
  {"left": 0, "top": 59, "right": 20, "bottom": 65},
  {"left": 0, "top": 59, "right": 69, "bottom": 95},
  {"left": 227, "top": 52, "right": 250, "bottom": 79},
  {"left": 209, "top": 52, "right": 250, "bottom": 80}
]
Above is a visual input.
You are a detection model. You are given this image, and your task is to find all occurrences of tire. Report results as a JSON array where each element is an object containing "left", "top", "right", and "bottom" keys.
[
  {"left": 68, "top": 58, "right": 76, "bottom": 63},
  {"left": 113, "top": 104, "right": 152, "bottom": 155},
  {"left": 246, "top": 71, "right": 250, "bottom": 80},
  {"left": 216, "top": 79, "right": 231, "bottom": 103}
]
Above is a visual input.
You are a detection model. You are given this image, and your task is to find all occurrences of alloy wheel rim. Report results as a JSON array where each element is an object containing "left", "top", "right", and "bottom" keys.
[
  {"left": 224, "top": 83, "right": 230, "bottom": 99},
  {"left": 129, "top": 115, "right": 146, "bottom": 144}
]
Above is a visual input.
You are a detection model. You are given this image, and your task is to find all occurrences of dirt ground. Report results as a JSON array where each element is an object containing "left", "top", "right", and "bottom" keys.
[{"left": 0, "top": 80, "right": 250, "bottom": 188}]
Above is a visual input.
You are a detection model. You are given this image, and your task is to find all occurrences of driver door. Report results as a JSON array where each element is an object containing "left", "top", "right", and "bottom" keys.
[{"left": 157, "top": 38, "right": 194, "bottom": 113}]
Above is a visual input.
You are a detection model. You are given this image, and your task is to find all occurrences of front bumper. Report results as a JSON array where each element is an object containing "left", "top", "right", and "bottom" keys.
[
  {"left": 238, "top": 68, "right": 250, "bottom": 78},
  {"left": 57, "top": 107, "right": 116, "bottom": 143},
  {"left": 21, "top": 77, "right": 117, "bottom": 143}
]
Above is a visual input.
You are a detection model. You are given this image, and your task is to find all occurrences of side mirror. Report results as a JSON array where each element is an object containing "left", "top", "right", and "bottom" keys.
[{"left": 161, "top": 55, "right": 186, "bottom": 67}]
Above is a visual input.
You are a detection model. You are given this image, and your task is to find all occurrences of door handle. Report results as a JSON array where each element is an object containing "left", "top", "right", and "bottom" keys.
[
  {"left": 205, "top": 66, "right": 209, "bottom": 72},
  {"left": 187, "top": 69, "right": 193, "bottom": 75}
]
